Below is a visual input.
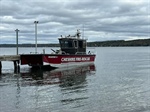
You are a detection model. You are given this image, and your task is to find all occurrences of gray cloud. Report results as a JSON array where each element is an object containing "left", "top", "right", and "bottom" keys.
[{"left": 0, "top": 0, "right": 149, "bottom": 44}]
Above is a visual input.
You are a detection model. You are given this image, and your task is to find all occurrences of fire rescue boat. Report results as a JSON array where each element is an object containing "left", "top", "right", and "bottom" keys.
[{"left": 20, "top": 30, "right": 96, "bottom": 68}]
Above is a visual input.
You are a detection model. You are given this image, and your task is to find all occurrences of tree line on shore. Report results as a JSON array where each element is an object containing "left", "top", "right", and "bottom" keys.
[
  {"left": 0, "top": 38, "right": 150, "bottom": 47},
  {"left": 0, "top": 43, "right": 59, "bottom": 47},
  {"left": 87, "top": 38, "right": 150, "bottom": 47}
]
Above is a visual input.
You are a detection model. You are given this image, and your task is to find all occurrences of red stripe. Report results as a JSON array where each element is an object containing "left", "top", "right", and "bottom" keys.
[{"left": 43, "top": 55, "right": 95, "bottom": 64}]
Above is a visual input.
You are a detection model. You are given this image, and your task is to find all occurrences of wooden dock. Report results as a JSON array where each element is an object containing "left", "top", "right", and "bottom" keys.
[
  {"left": 0, "top": 55, "right": 20, "bottom": 74},
  {"left": 0, "top": 55, "right": 20, "bottom": 61}
]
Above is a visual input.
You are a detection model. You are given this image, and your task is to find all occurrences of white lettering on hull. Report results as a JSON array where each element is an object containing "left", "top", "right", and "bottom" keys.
[
  {"left": 48, "top": 56, "right": 58, "bottom": 58},
  {"left": 61, "top": 57, "right": 90, "bottom": 62}
]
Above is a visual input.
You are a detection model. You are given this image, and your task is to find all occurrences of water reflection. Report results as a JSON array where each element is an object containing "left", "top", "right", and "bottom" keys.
[
  {"left": 15, "top": 76, "right": 21, "bottom": 109},
  {"left": 21, "top": 64, "right": 96, "bottom": 110},
  {"left": 0, "top": 64, "right": 96, "bottom": 111},
  {"left": 59, "top": 65, "right": 94, "bottom": 88},
  {"left": 21, "top": 64, "right": 96, "bottom": 87}
]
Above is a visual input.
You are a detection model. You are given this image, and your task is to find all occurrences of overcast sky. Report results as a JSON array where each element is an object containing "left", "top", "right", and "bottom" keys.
[{"left": 0, "top": 0, "right": 149, "bottom": 44}]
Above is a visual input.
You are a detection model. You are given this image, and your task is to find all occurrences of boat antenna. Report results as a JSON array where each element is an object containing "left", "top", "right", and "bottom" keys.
[{"left": 77, "top": 29, "right": 81, "bottom": 39}]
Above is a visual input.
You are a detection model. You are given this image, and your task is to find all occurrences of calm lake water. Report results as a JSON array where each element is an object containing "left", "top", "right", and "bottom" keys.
[{"left": 0, "top": 47, "right": 150, "bottom": 112}]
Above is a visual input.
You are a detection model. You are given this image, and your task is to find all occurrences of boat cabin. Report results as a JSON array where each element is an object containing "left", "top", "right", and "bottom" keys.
[{"left": 59, "top": 30, "right": 87, "bottom": 54}]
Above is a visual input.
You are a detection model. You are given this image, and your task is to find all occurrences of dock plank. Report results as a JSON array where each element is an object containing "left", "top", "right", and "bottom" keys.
[{"left": 0, "top": 55, "right": 20, "bottom": 61}]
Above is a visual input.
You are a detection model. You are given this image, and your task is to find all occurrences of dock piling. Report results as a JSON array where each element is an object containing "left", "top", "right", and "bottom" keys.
[
  {"left": 14, "top": 60, "right": 20, "bottom": 73},
  {"left": 0, "top": 55, "right": 20, "bottom": 74}
]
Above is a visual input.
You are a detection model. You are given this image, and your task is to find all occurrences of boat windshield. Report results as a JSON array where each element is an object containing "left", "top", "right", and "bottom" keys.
[
  {"left": 79, "top": 40, "right": 86, "bottom": 48},
  {"left": 60, "top": 40, "right": 73, "bottom": 48}
]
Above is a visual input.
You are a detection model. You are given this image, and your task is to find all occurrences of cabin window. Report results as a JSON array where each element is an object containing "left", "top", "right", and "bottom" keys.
[
  {"left": 74, "top": 40, "right": 78, "bottom": 48},
  {"left": 60, "top": 40, "right": 73, "bottom": 48},
  {"left": 83, "top": 40, "right": 86, "bottom": 48},
  {"left": 78, "top": 40, "right": 86, "bottom": 48},
  {"left": 79, "top": 40, "right": 83, "bottom": 48},
  {"left": 64, "top": 41, "right": 69, "bottom": 47},
  {"left": 68, "top": 41, "right": 73, "bottom": 47}
]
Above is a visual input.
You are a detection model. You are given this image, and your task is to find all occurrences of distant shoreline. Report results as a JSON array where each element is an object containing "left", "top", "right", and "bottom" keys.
[
  {"left": 0, "top": 39, "right": 150, "bottom": 47},
  {"left": 87, "top": 38, "right": 150, "bottom": 47}
]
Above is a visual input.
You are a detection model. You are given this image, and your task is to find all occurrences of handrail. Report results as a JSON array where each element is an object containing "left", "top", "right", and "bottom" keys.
[
  {"left": 75, "top": 52, "right": 86, "bottom": 55},
  {"left": 30, "top": 52, "right": 39, "bottom": 54},
  {"left": 61, "top": 51, "right": 67, "bottom": 54}
]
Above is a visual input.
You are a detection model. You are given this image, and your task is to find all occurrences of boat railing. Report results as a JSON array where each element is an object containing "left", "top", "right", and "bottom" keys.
[
  {"left": 61, "top": 51, "right": 68, "bottom": 54},
  {"left": 75, "top": 52, "right": 86, "bottom": 55},
  {"left": 30, "top": 52, "right": 39, "bottom": 54},
  {"left": 87, "top": 47, "right": 96, "bottom": 55},
  {"left": 58, "top": 51, "right": 70, "bottom": 55}
]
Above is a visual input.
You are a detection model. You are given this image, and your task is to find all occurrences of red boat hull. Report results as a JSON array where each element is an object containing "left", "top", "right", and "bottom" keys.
[{"left": 21, "top": 54, "right": 96, "bottom": 67}]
